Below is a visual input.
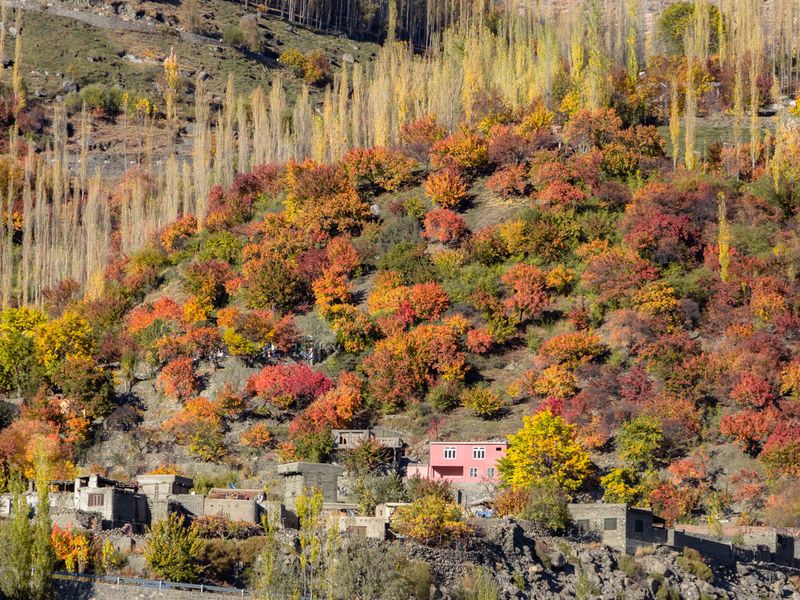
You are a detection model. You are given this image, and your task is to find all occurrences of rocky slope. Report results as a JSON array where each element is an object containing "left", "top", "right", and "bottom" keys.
[{"left": 406, "top": 520, "right": 800, "bottom": 599}]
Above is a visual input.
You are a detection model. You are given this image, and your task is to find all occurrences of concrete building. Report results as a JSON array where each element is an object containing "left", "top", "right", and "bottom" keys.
[
  {"left": 136, "top": 474, "right": 194, "bottom": 499},
  {"left": 277, "top": 462, "right": 344, "bottom": 508},
  {"left": 73, "top": 475, "right": 149, "bottom": 531},
  {"left": 419, "top": 441, "right": 507, "bottom": 483},
  {"left": 204, "top": 488, "right": 264, "bottom": 523},
  {"left": 569, "top": 503, "right": 667, "bottom": 554}
]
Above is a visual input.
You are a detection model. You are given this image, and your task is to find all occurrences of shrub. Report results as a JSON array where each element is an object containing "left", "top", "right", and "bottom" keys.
[
  {"left": 246, "top": 363, "right": 333, "bottom": 412},
  {"left": 486, "top": 164, "right": 528, "bottom": 196},
  {"left": 460, "top": 386, "right": 505, "bottom": 418},
  {"left": 424, "top": 168, "right": 468, "bottom": 208},
  {"left": 422, "top": 208, "right": 468, "bottom": 244},
  {"left": 617, "top": 415, "right": 664, "bottom": 469},
  {"left": 278, "top": 48, "right": 330, "bottom": 84},
  {"left": 70, "top": 83, "right": 123, "bottom": 117},
  {"left": 393, "top": 495, "right": 470, "bottom": 544},
  {"left": 406, "top": 476, "right": 453, "bottom": 502},
  {"left": 676, "top": 548, "right": 713, "bottom": 583},
  {"left": 157, "top": 357, "right": 199, "bottom": 401},
  {"left": 519, "top": 479, "right": 571, "bottom": 533},
  {"left": 426, "top": 381, "right": 463, "bottom": 411},
  {"left": 145, "top": 514, "right": 203, "bottom": 583},
  {"left": 240, "top": 423, "right": 272, "bottom": 449},
  {"left": 342, "top": 147, "right": 417, "bottom": 192},
  {"left": 222, "top": 24, "right": 245, "bottom": 47}
]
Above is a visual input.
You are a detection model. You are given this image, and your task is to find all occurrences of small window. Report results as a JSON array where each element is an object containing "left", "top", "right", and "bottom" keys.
[
  {"left": 469, "top": 467, "right": 478, "bottom": 478},
  {"left": 473, "top": 447, "right": 485, "bottom": 459},
  {"left": 486, "top": 467, "right": 495, "bottom": 478},
  {"left": 635, "top": 519, "right": 644, "bottom": 533},
  {"left": 576, "top": 519, "right": 590, "bottom": 532},
  {"left": 603, "top": 518, "right": 617, "bottom": 531},
  {"left": 87, "top": 493, "right": 104, "bottom": 508},
  {"left": 496, "top": 447, "right": 503, "bottom": 451},
  {"left": 444, "top": 447, "right": 457, "bottom": 459}
]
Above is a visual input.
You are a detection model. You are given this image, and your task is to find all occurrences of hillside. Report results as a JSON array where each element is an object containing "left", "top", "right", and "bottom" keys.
[{"left": 0, "top": 0, "right": 799, "bottom": 596}]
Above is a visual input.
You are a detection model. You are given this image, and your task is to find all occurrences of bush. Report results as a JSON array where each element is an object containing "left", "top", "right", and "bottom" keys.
[
  {"left": 520, "top": 479, "right": 570, "bottom": 533},
  {"left": 68, "top": 84, "right": 123, "bottom": 117},
  {"left": 422, "top": 208, "right": 468, "bottom": 244},
  {"left": 145, "top": 514, "right": 203, "bottom": 583},
  {"left": 406, "top": 475, "right": 453, "bottom": 502},
  {"left": 222, "top": 24, "right": 245, "bottom": 47},
  {"left": 424, "top": 168, "right": 468, "bottom": 208},
  {"left": 426, "top": 381, "right": 463, "bottom": 411},
  {"left": 676, "top": 548, "right": 713, "bottom": 583},
  {"left": 393, "top": 495, "right": 470, "bottom": 544},
  {"left": 278, "top": 48, "right": 330, "bottom": 85},
  {"left": 460, "top": 386, "right": 505, "bottom": 418}
]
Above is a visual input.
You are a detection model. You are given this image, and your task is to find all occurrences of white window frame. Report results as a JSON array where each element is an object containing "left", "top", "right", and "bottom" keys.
[
  {"left": 472, "top": 447, "right": 486, "bottom": 460},
  {"left": 469, "top": 467, "right": 479, "bottom": 478},
  {"left": 487, "top": 467, "right": 495, "bottom": 478},
  {"left": 443, "top": 446, "right": 457, "bottom": 459}
]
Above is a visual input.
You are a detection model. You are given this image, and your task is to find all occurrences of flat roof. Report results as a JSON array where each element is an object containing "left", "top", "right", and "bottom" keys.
[{"left": 430, "top": 440, "right": 508, "bottom": 445}]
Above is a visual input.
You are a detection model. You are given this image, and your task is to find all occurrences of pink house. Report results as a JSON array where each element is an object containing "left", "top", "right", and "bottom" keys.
[{"left": 412, "top": 441, "right": 507, "bottom": 483}]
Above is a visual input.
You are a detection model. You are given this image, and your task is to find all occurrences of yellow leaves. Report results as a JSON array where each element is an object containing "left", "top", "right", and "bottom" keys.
[
  {"left": 496, "top": 219, "right": 529, "bottom": 256},
  {"left": 182, "top": 296, "right": 211, "bottom": 325},
  {"left": 34, "top": 311, "right": 94, "bottom": 375},
  {"left": 530, "top": 364, "right": 577, "bottom": 399},
  {"left": 498, "top": 409, "right": 593, "bottom": 494},
  {"left": 632, "top": 281, "right": 680, "bottom": 326},
  {"left": 516, "top": 103, "right": 554, "bottom": 137},
  {"left": 393, "top": 495, "right": 471, "bottom": 544},
  {"left": 600, "top": 467, "right": 645, "bottom": 505},
  {"left": 546, "top": 265, "right": 575, "bottom": 293}
]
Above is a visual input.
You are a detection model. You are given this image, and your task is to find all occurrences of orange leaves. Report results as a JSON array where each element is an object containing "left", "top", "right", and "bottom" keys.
[
  {"left": 430, "top": 127, "right": 488, "bottom": 171},
  {"left": 160, "top": 215, "right": 198, "bottom": 252},
  {"left": 246, "top": 363, "right": 333, "bottom": 412},
  {"left": 424, "top": 167, "right": 468, "bottom": 209},
  {"left": 538, "top": 332, "right": 604, "bottom": 369},
  {"left": 157, "top": 357, "right": 199, "bottom": 401},
  {"left": 127, "top": 297, "right": 183, "bottom": 335},
  {"left": 500, "top": 263, "right": 550, "bottom": 323},
  {"left": 289, "top": 372, "right": 363, "bottom": 436},
  {"left": 422, "top": 208, "right": 468, "bottom": 244},
  {"left": 240, "top": 423, "right": 272, "bottom": 449},
  {"left": 362, "top": 323, "right": 467, "bottom": 409},
  {"left": 342, "top": 147, "right": 417, "bottom": 192}
]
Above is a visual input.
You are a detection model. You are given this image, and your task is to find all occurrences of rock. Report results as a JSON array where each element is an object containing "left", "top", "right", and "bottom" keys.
[
  {"left": 62, "top": 81, "right": 77, "bottom": 93},
  {"left": 124, "top": 54, "right": 143, "bottom": 64},
  {"left": 547, "top": 549, "right": 565, "bottom": 570},
  {"left": 342, "top": 52, "right": 355, "bottom": 64},
  {"left": 528, "top": 564, "right": 543, "bottom": 575}
]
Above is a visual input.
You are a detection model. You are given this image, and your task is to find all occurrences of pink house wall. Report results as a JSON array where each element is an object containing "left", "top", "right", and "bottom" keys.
[{"left": 428, "top": 441, "right": 507, "bottom": 483}]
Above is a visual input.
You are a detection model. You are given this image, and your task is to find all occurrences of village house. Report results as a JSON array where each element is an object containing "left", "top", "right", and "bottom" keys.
[
  {"left": 411, "top": 440, "right": 508, "bottom": 483},
  {"left": 569, "top": 503, "right": 667, "bottom": 554}
]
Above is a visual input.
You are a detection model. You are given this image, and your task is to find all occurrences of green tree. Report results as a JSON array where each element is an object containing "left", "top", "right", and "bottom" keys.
[
  {"left": 0, "top": 477, "right": 33, "bottom": 600},
  {"left": 617, "top": 415, "right": 664, "bottom": 469},
  {"left": 519, "top": 478, "right": 571, "bottom": 533},
  {"left": 497, "top": 409, "right": 593, "bottom": 494},
  {"left": 31, "top": 452, "right": 55, "bottom": 600},
  {"left": 144, "top": 513, "right": 203, "bottom": 583}
]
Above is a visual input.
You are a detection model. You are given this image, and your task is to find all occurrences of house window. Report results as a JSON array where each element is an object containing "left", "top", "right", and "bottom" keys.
[
  {"left": 496, "top": 447, "right": 503, "bottom": 451},
  {"left": 487, "top": 467, "right": 495, "bottom": 478},
  {"left": 603, "top": 518, "right": 618, "bottom": 531},
  {"left": 444, "top": 447, "right": 457, "bottom": 459},
  {"left": 634, "top": 519, "right": 644, "bottom": 533},
  {"left": 469, "top": 467, "right": 478, "bottom": 478},
  {"left": 576, "top": 519, "right": 590, "bottom": 532},
  {"left": 87, "top": 493, "right": 104, "bottom": 508},
  {"left": 473, "top": 447, "right": 485, "bottom": 459}
]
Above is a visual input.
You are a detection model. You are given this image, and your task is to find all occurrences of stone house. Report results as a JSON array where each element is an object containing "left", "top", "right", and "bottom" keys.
[
  {"left": 569, "top": 503, "right": 667, "bottom": 554},
  {"left": 72, "top": 475, "right": 149, "bottom": 531},
  {"left": 136, "top": 474, "right": 194, "bottom": 499},
  {"left": 277, "top": 462, "right": 344, "bottom": 509}
]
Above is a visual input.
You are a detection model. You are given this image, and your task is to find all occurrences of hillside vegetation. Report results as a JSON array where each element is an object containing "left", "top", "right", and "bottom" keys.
[{"left": 0, "top": 0, "right": 798, "bottom": 591}]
